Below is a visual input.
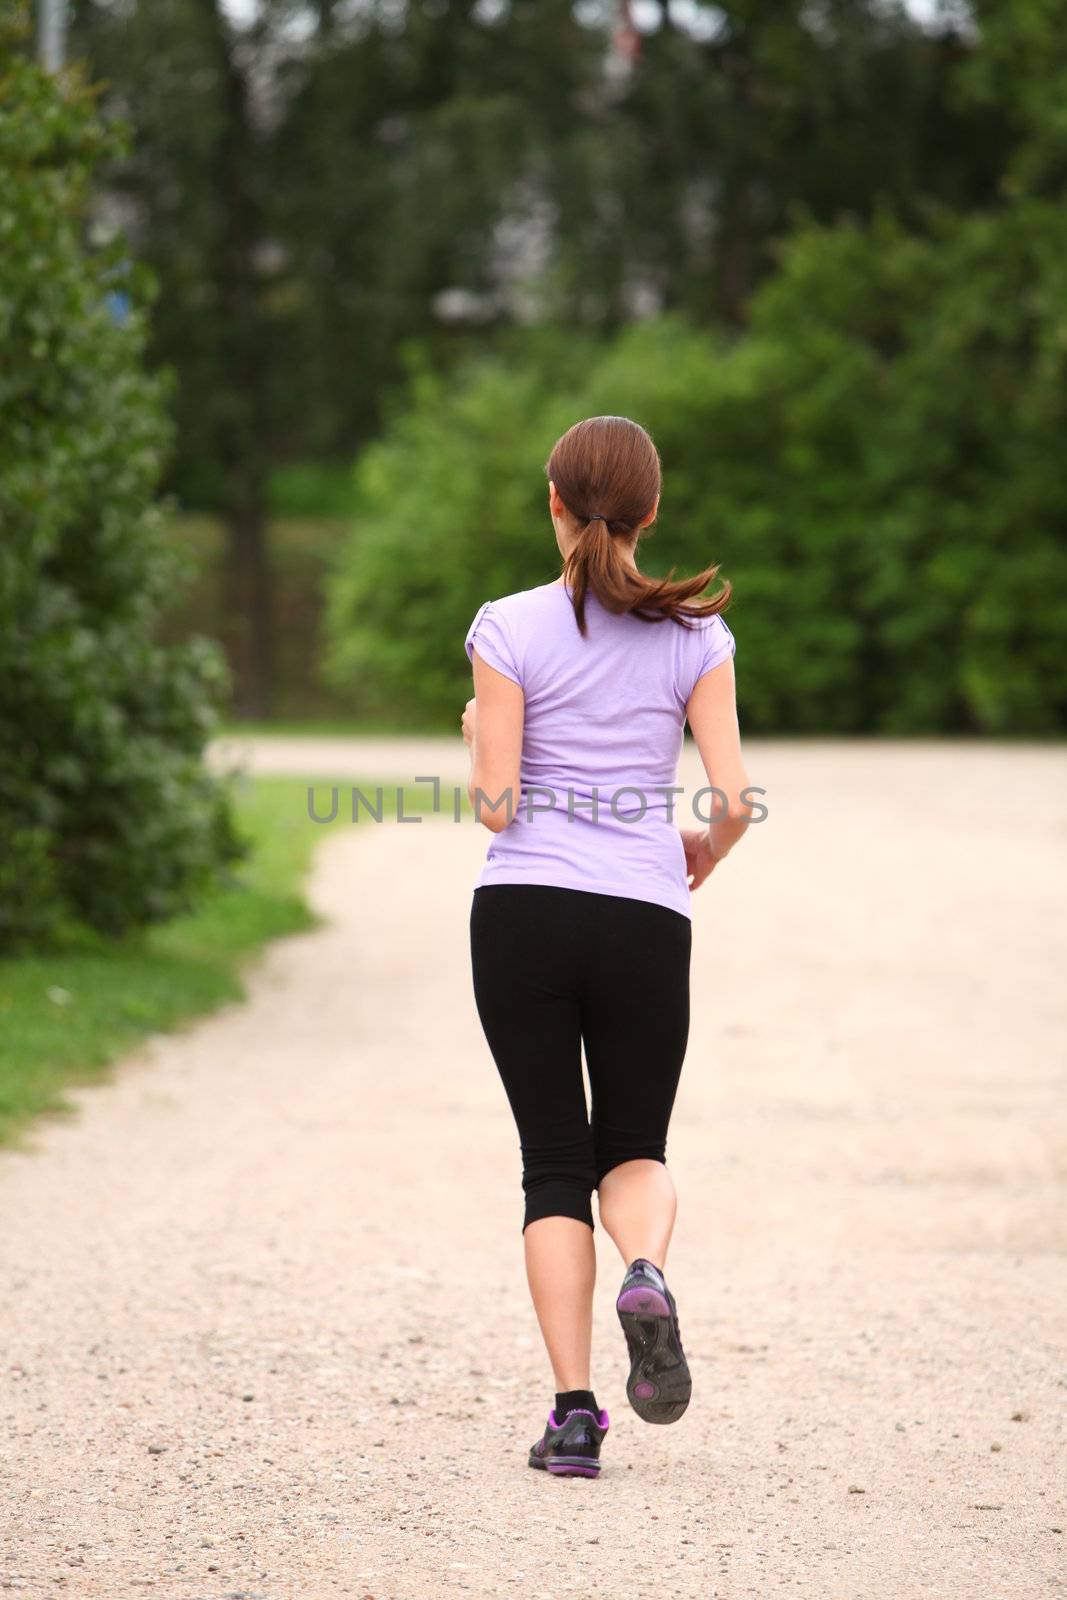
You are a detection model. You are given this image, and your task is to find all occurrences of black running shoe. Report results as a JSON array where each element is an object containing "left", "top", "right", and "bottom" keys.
[
  {"left": 527, "top": 1406, "right": 610, "bottom": 1478},
  {"left": 616, "top": 1258, "right": 692, "bottom": 1424}
]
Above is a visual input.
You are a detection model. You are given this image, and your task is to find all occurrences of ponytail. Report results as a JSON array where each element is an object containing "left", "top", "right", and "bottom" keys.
[{"left": 563, "top": 513, "right": 731, "bottom": 637}]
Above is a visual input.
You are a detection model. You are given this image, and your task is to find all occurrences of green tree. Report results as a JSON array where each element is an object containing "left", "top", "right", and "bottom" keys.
[
  {"left": 72, "top": 0, "right": 284, "bottom": 716},
  {"left": 325, "top": 6, "right": 1067, "bottom": 737},
  {"left": 0, "top": 7, "right": 244, "bottom": 950},
  {"left": 596, "top": 0, "right": 1009, "bottom": 325},
  {"left": 324, "top": 233, "right": 1067, "bottom": 736},
  {"left": 71, "top": 1, "right": 1014, "bottom": 721},
  {"left": 958, "top": 0, "right": 1067, "bottom": 194},
  {"left": 71, "top": 0, "right": 606, "bottom": 713},
  {"left": 272, "top": 0, "right": 604, "bottom": 453},
  {"left": 733, "top": 207, "right": 1067, "bottom": 733}
]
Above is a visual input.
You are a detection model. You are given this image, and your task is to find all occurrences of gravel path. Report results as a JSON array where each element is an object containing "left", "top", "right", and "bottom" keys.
[{"left": 3, "top": 741, "right": 1065, "bottom": 1599}]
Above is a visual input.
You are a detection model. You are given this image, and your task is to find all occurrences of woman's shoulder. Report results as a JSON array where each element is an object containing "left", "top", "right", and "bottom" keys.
[
  {"left": 685, "top": 608, "right": 736, "bottom": 675},
  {"left": 468, "top": 582, "right": 566, "bottom": 633},
  {"left": 465, "top": 584, "right": 568, "bottom": 674},
  {"left": 691, "top": 608, "right": 734, "bottom": 642},
  {"left": 483, "top": 581, "right": 563, "bottom": 615}
]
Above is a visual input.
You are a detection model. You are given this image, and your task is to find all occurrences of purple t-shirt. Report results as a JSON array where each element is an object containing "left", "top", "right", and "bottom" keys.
[{"left": 464, "top": 581, "right": 736, "bottom": 919}]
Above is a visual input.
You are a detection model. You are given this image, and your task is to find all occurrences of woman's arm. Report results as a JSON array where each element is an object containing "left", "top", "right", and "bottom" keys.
[
  {"left": 462, "top": 648, "right": 524, "bottom": 833},
  {"left": 681, "top": 655, "right": 751, "bottom": 889}
]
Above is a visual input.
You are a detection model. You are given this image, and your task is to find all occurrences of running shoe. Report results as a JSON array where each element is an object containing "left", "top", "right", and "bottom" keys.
[
  {"left": 527, "top": 1406, "right": 610, "bottom": 1477},
  {"left": 616, "top": 1258, "right": 691, "bottom": 1424}
]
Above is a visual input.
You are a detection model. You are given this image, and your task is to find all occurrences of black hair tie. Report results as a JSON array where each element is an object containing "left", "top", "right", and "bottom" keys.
[{"left": 585, "top": 511, "right": 611, "bottom": 524}]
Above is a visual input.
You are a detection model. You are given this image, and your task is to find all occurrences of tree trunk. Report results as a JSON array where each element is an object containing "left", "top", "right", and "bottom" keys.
[
  {"left": 718, "top": 211, "right": 751, "bottom": 327},
  {"left": 196, "top": 0, "right": 274, "bottom": 719},
  {"left": 225, "top": 495, "right": 274, "bottom": 721}
]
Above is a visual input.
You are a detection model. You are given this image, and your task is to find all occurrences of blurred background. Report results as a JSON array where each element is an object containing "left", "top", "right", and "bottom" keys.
[
  {"left": 34, "top": 0, "right": 1067, "bottom": 733},
  {"left": 3, "top": 12, "right": 1066, "bottom": 1586},
  {"left": 2, "top": 0, "right": 1066, "bottom": 1117}
]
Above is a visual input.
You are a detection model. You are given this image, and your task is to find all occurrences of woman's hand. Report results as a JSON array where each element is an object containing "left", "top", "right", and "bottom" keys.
[
  {"left": 680, "top": 827, "right": 718, "bottom": 891},
  {"left": 462, "top": 696, "right": 476, "bottom": 749}
]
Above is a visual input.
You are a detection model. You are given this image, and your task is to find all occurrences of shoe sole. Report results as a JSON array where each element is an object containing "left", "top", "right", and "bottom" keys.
[
  {"left": 616, "top": 1284, "right": 692, "bottom": 1424},
  {"left": 529, "top": 1455, "right": 601, "bottom": 1478}
]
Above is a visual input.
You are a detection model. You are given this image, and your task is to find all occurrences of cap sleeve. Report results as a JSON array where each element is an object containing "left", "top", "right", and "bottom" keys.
[
  {"left": 689, "top": 613, "right": 736, "bottom": 695},
  {"left": 464, "top": 600, "right": 522, "bottom": 687}
]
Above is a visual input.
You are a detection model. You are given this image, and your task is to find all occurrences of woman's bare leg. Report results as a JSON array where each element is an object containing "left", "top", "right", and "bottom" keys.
[
  {"left": 597, "top": 1158, "right": 677, "bottom": 1269},
  {"left": 523, "top": 1217, "right": 596, "bottom": 1390}
]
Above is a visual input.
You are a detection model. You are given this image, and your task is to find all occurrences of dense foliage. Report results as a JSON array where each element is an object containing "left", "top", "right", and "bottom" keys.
[
  {"left": 75, "top": 0, "right": 999, "bottom": 475},
  {"left": 70, "top": 0, "right": 1009, "bottom": 715},
  {"left": 325, "top": 208, "right": 1067, "bottom": 735},
  {"left": 0, "top": 16, "right": 244, "bottom": 950},
  {"left": 63, "top": 2, "right": 1067, "bottom": 733}
]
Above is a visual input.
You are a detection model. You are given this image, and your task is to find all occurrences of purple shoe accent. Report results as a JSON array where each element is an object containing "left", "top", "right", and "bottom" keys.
[
  {"left": 616, "top": 1286, "right": 670, "bottom": 1318},
  {"left": 547, "top": 1461, "right": 600, "bottom": 1477},
  {"left": 633, "top": 1380, "right": 656, "bottom": 1400},
  {"left": 553, "top": 1407, "right": 611, "bottom": 1431}
]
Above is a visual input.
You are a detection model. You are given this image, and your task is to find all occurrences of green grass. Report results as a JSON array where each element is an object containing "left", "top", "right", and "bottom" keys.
[{"left": 0, "top": 777, "right": 325, "bottom": 1145}]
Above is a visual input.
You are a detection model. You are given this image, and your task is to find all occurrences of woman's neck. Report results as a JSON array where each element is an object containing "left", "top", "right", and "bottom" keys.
[{"left": 554, "top": 548, "right": 640, "bottom": 584}]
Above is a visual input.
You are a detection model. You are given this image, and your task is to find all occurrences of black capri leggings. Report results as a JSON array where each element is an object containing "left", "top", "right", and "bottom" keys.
[{"left": 469, "top": 884, "right": 692, "bottom": 1232}]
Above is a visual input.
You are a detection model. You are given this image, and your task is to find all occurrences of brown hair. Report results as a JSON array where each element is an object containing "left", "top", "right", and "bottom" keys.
[{"left": 545, "top": 415, "right": 731, "bottom": 636}]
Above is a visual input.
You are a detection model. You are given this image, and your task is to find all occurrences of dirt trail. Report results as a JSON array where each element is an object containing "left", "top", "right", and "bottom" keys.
[{"left": 3, "top": 741, "right": 1065, "bottom": 1599}]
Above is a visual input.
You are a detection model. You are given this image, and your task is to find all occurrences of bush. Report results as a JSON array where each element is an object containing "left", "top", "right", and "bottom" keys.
[
  {"left": 727, "top": 206, "right": 1067, "bottom": 734},
  {"left": 325, "top": 212, "right": 1067, "bottom": 735},
  {"left": 0, "top": 14, "right": 244, "bottom": 951}
]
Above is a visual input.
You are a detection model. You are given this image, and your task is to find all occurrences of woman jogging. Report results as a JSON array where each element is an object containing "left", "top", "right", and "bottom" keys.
[{"left": 462, "top": 415, "right": 752, "bottom": 1478}]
